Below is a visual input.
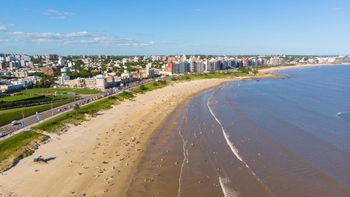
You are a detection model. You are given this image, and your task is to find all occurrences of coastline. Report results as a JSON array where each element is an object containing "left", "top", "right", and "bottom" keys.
[
  {"left": 126, "top": 64, "right": 350, "bottom": 197},
  {"left": 258, "top": 63, "right": 345, "bottom": 73},
  {"left": 0, "top": 63, "right": 346, "bottom": 196},
  {"left": 0, "top": 79, "right": 230, "bottom": 197}
]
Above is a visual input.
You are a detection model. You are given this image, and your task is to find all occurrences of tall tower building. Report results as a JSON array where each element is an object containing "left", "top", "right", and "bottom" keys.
[{"left": 167, "top": 57, "right": 173, "bottom": 73}]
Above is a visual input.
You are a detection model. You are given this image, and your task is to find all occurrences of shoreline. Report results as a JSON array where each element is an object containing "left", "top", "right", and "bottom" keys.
[
  {"left": 127, "top": 64, "right": 350, "bottom": 197},
  {"left": 0, "top": 63, "right": 346, "bottom": 196},
  {"left": 258, "top": 63, "right": 347, "bottom": 73},
  {"left": 0, "top": 79, "right": 230, "bottom": 197}
]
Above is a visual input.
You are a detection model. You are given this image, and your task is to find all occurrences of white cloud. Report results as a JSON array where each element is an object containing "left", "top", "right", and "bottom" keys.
[
  {"left": 0, "top": 25, "right": 8, "bottom": 32},
  {"left": 9, "top": 32, "right": 62, "bottom": 42},
  {"left": 66, "top": 31, "right": 95, "bottom": 38},
  {"left": 8, "top": 30, "right": 155, "bottom": 47},
  {"left": 44, "top": 9, "right": 74, "bottom": 20}
]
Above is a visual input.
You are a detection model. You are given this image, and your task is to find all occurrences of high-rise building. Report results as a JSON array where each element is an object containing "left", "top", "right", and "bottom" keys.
[
  {"left": 58, "top": 56, "right": 65, "bottom": 67},
  {"left": 167, "top": 57, "right": 173, "bottom": 73}
]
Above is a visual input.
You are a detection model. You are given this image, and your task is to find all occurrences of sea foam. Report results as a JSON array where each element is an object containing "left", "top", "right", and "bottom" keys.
[
  {"left": 207, "top": 94, "right": 270, "bottom": 190},
  {"left": 207, "top": 98, "right": 243, "bottom": 162},
  {"left": 219, "top": 177, "right": 240, "bottom": 197},
  {"left": 177, "top": 127, "right": 189, "bottom": 197},
  {"left": 336, "top": 111, "right": 350, "bottom": 123}
]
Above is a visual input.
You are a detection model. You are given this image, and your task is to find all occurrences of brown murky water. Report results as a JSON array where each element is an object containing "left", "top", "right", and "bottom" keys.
[{"left": 127, "top": 65, "right": 350, "bottom": 197}]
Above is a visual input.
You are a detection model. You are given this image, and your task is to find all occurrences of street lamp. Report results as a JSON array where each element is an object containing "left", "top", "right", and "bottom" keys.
[{"left": 51, "top": 99, "right": 53, "bottom": 116}]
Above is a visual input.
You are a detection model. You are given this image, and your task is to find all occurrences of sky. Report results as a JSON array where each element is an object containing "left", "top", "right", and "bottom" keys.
[{"left": 0, "top": 0, "right": 349, "bottom": 55}]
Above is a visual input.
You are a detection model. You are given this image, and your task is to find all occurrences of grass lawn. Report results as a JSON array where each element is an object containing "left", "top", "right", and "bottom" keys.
[
  {"left": 0, "top": 100, "right": 71, "bottom": 127},
  {"left": 33, "top": 91, "right": 135, "bottom": 133},
  {"left": 0, "top": 131, "right": 48, "bottom": 172},
  {"left": 0, "top": 94, "right": 75, "bottom": 103},
  {"left": 20, "top": 88, "right": 101, "bottom": 95},
  {"left": 171, "top": 71, "right": 255, "bottom": 81},
  {"left": 132, "top": 80, "right": 168, "bottom": 94},
  {"left": 0, "top": 88, "right": 95, "bottom": 102},
  {"left": 0, "top": 94, "right": 41, "bottom": 102},
  {"left": 33, "top": 111, "right": 85, "bottom": 133}
]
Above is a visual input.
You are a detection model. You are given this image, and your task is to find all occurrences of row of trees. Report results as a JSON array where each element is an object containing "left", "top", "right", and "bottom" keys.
[{"left": 67, "top": 70, "right": 101, "bottom": 80}]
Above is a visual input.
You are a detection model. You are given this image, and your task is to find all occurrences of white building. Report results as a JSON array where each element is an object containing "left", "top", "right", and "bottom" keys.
[
  {"left": 58, "top": 57, "right": 65, "bottom": 67},
  {"left": 121, "top": 69, "right": 130, "bottom": 79},
  {"left": 58, "top": 74, "right": 71, "bottom": 86},
  {"left": 96, "top": 75, "right": 106, "bottom": 90}
]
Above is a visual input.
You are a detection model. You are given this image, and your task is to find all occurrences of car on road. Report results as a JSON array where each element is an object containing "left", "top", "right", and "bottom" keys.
[
  {"left": 11, "top": 120, "right": 21, "bottom": 126},
  {"left": 0, "top": 132, "right": 7, "bottom": 137}
]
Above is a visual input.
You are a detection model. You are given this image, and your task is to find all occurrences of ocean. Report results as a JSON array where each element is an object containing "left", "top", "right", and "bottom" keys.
[{"left": 127, "top": 64, "right": 350, "bottom": 197}]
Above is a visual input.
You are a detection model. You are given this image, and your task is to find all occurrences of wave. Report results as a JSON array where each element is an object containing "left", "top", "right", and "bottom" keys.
[
  {"left": 219, "top": 177, "right": 240, "bottom": 197},
  {"left": 337, "top": 111, "right": 350, "bottom": 116},
  {"left": 206, "top": 97, "right": 243, "bottom": 162},
  {"left": 336, "top": 111, "right": 350, "bottom": 123},
  {"left": 206, "top": 94, "right": 270, "bottom": 191},
  {"left": 177, "top": 127, "right": 189, "bottom": 197}
]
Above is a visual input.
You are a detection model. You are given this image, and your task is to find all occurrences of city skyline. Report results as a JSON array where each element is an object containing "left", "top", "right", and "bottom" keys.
[{"left": 0, "top": 0, "right": 349, "bottom": 55}]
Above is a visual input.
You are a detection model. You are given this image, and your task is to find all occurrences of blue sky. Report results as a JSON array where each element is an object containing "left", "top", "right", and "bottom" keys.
[{"left": 0, "top": 0, "right": 349, "bottom": 55}]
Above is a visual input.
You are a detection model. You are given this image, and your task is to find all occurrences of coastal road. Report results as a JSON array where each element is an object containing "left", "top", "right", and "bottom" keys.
[
  {"left": 0, "top": 95, "right": 98, "bottom": 140},
  {"left": 0, "top": 77, "right": 158, "bottom": 141}
]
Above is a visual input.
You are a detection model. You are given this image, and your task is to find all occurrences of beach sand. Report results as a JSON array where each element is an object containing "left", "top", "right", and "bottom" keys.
[
  {"left": 0, "top": 79, "right": 229, "bottom": 197},
  {"left": 258, "top": 63, "right": 340, "bottom": 73},
  {"left": 0, "top": 63, "right": 343, "bottom": 197}
]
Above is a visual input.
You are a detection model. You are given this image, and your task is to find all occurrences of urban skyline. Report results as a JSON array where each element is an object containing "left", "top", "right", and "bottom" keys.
[
  {"left": 0, "top": 0, "right": 349, "bottom": 55},
  {"left": 0, "top": 53, "right": 343, "bottom": 93}
]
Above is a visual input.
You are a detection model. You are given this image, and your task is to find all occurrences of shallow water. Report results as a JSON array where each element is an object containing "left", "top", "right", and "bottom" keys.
[{"left": 127, "top": 64, "right": 350, "bottom": 197}]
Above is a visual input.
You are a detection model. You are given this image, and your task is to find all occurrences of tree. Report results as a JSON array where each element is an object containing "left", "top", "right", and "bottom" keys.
[
  {"left": 73, "top": 103, "right": 80, "bottom": 111},
  {"left": 37, "top": 74, "right": 55, "bottom": 88},
  {"left": 73, "top": 59, "right": 84, "bottom": 70},
  {"left": 32, "top": 58, "right": 43, "bottom": 66}
]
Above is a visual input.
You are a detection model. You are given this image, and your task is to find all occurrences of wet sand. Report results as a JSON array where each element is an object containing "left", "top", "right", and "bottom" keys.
[
  {"left": 1, "top": 64, "right": 348, "bottom": 197},
  {"left": 258, "top": 63, "right": 340, "bottom": 73},
  {"left": 0, "top": 79, "right": 230, "bottom": 197},
  {"left": 128, "top": 64, "right": 350, "bottom": 197},
  {"left": 127, "top": 87, "right": 274, "bottom": 197}
]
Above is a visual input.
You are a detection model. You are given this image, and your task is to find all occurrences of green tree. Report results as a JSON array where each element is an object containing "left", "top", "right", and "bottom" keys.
[
  {"left": 73, "top": 103, "right": 80, "bottom": 111},
  {"left": 37, "top": 74, "right": 55, "bottom": 88},
  {"left": 73, "top": 60, "right": 84, "bottom": 70}
]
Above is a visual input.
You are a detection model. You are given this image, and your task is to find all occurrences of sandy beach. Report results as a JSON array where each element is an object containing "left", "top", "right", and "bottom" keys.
[
  {"left": 126, "top": 64, "right": 350, "bottom": 197},
  {"left": 0, "top": 79, "right": 230, "bottom": 197},
  {"left": 0, "top": 63, "right": 346, "bottom": 197},
  {"left": 258, "top": 63, "right": 341, "bottom": 73}
]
